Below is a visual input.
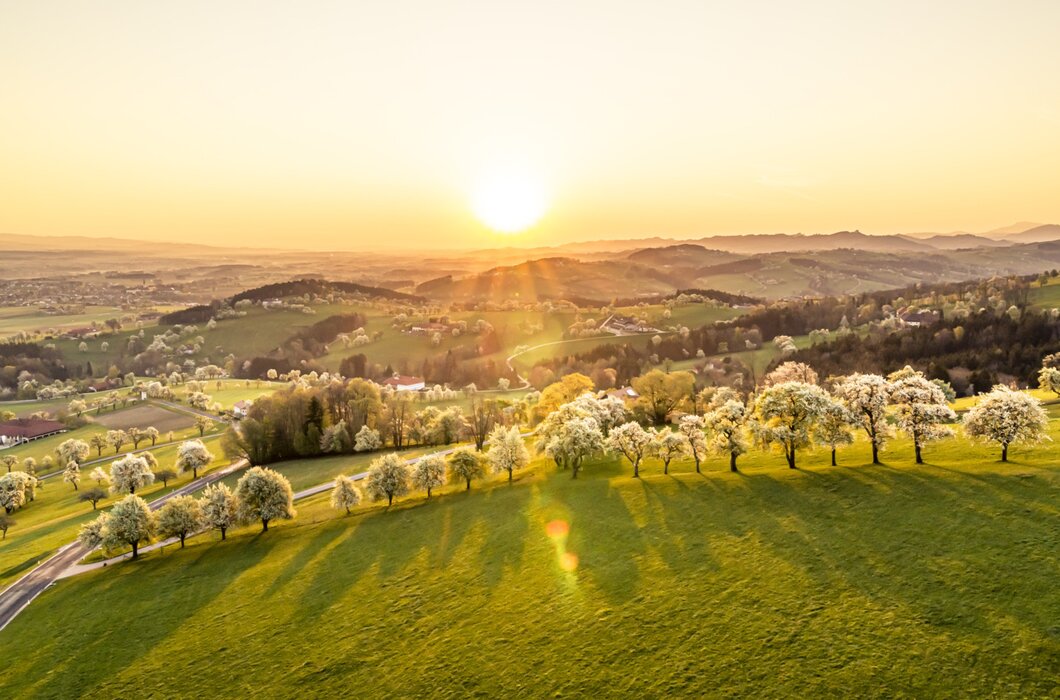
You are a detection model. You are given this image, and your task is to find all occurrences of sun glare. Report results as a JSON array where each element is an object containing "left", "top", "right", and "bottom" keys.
[{"left": 471, "top": 171, "right": 548, "bottom": 234}]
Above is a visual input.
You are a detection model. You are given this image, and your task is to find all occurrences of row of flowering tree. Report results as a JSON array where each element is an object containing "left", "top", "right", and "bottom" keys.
[
  {"left": 531, "top": 363, "right": 1050, "bottom": 479},
  {"left": 78, "top": 465, "right": 296, "bottom": 557}
]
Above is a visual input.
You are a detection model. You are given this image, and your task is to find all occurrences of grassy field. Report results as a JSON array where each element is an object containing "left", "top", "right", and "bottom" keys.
[
  {"left": 0, "top": 306, "right": 128, "bottom": 336},
  {"left": 1, "top": 415, "right": 1057, "bottom": 697},
  {"left": 0, "top": 436, "right": 226, "bottom": 588},
  {"left": 1, "top": 385, "right": 142, "bottom": 419},
  {"left": 169, "top": 379, "right": 282, "bottom": 410},
  {"left": 1029, "top": 276, "right": 1060, "bottom": 309}
]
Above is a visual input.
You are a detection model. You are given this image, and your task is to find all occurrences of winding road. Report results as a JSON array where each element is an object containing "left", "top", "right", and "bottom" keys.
[
  {"left": 0, "top": 458, "right": 247, "bottom": 632},
  {"left": 0, "top": 441, "right": 474, "bottom": 632}
]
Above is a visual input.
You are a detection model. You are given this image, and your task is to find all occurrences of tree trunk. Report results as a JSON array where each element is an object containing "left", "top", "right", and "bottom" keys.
[
  {"left": 664, "top": 460, "right": 669, "bottom": 475},
  {"left": 220, "top": 527, "right": 227, "bottom": 540},
  {"left": 871, "top": 442, "right": 880, "bottom": 465},
  {"left": 346, "top": 506, "right": 351, "bottom": 515},
  {"left": 180, "top": 533, "right": 186, "bottom": 548},
  {"left": 633, "top": 461, "right": 640, "bottom": 478},
  {"left": 508, "top": 469, "right": 513, "bottom": 483},
  {"left": 465, "top": 477, "right": 471, "bottom": 491},
  {"left": 730, "top": 452, "right": 738, "bottom": 472},
  {"left": 1001, "top": 444, "right": 1008, "bottom": 462},
  {"left": 695, "top": 458, "right": 701, "bottom": 474},
  {"left": 831, "top": 448, "right": 836, "bottom": 467},
  {"left": 787, "top": 445, "right": 797, "bottom": 469},
  {"left": 262, "top": 518, "right": 269, "bottom": 532},
  {"left": 427, "top": 487, "right": 432, "bottom": 499},
  {"left": 193, "top": 468, "right": 199, "bottom": 479},
  {"left": 131, "top": 541, "right": 138, "bottom": 559},
  {"left": 915, "top": 444, "right": 923, "bottom": 464}
]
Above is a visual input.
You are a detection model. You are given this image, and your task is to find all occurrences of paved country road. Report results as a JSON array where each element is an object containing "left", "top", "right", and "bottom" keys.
[
  {"left": 0, "top": 428, "right": 528, "bottom": 632},
  {"left": 0, "top": 458, "right": 247, "bottom": 633}
]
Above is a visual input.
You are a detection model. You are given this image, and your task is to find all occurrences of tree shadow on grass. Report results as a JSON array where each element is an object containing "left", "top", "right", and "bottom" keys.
[
  {"left": 261, "top": 520, "right": 348, "bottom": 599},
  {"left": 291, "top": 478, "right": 531, "bottom": 628},
  {"left": 722, "top": 465, "right": 1060, "bottom": 684},
  {"left": 548, "top": 471, "right": 649, "bottom": 605},
  {"left": 0, "top": 537, "right": 277, "bottom": 698}
]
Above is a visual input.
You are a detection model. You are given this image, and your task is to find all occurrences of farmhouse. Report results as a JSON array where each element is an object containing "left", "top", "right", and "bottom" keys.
[
  {"left": 606, "top": 315, "right": 657, "bottom": 334},
  {"left": 0, "top": 418, "right": 67, "bottom": 446},
  {"left": 898, "top": 309, "right": 940, "bottom": 327},
  {"left": 233, "top": 400, "right": 253, "bottom": 418},
  {"left": 382, "top": 374, "right": 426, "bottom": 392},
  {"left": 605, "top": 386, "right": 640, "bottom": 402}
]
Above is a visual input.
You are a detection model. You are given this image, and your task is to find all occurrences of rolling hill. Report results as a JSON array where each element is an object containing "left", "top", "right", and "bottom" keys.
[
  {"left": 999, "top": 224, "right": 1060, "bottom": 244},
  {"left": 414, "top": 242, "right": 1060, "bottom": 302}
]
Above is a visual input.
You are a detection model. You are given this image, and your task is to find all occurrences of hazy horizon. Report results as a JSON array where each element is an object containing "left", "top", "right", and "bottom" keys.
[{"left": 3, "top": 0, "right": 1060, "bottom": 250}]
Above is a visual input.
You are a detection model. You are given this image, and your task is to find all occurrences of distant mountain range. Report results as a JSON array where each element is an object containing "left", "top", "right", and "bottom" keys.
[{"left": 4, "top": 222, "right": 1060, "bottom": 304}]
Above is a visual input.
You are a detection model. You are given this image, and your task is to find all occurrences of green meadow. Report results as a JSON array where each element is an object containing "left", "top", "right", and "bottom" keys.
[
  {"left": 1, "top": 418, "right": 1057, "bottom": 698},
  {"left": 0, "top": 436, "right": 224, "bottom": 588}
]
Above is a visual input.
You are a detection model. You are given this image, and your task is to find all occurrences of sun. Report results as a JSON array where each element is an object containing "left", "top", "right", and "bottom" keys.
[{"left": 471, "top": 171, "right": 548, "bottom": 234}]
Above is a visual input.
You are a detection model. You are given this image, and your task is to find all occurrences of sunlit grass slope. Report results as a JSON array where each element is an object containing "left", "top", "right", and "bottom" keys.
[{"left": 1, "top": 426, "right": 1057, "bottom": 698}]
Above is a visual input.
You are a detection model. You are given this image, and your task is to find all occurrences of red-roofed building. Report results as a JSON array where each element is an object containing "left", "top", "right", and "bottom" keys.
[
  {"left": 381, "top": 375, "right": 426, "bottom": 392},
  {"left": 0, "top": 418, "right": 67, "bottom": 446}
]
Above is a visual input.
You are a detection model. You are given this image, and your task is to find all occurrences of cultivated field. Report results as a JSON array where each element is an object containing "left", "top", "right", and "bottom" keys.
[{"left": 92, "top": 404, "right": 197, "bottom": 433}]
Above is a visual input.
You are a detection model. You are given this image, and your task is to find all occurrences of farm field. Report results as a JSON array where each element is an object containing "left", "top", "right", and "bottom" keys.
[
  {"left": 1029, "top": 276, "right": 1060, "bottom": 309},
  {"left": 92, "top": 403, "right": 197, "bottom": 433},
  {"left": 1, "top": 385, "right": 145, "bottom": 419},
  {"left": 1, "top": 419, "right": 1056, "bottom": 697},
  {"left": 0, "top": 306, "right": 127, "bottom": 335},
  {"left": 0, "top": 405, "right": 223, "bottom": 476}
]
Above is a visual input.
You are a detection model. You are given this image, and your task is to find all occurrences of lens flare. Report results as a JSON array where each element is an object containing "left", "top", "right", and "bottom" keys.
[
  {"left": 546, "top": 519, "right": 570, "bottom": 539},
  {"left": 545, "top": 518, "right": 578, "bottom": 573}
]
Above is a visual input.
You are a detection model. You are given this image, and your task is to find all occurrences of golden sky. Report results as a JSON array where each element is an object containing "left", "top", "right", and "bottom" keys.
[{"left": 2, "top": 0, "right": 1059, "bottom": 250}]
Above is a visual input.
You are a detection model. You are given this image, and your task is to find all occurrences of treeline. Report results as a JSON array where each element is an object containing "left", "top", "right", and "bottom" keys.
[
  {"left": 790, "top": 309, "right": 1060, "bottom": 392},
  {"left": 0, "top": 343, "right": 69, "bottom": 393},
  {"left": 230, "top": 278, "right": 421, "bottom": 304},
  {"left": 159, "top": 304, "right": 216, "bottom": 326},
  {"left": 224, "top": 379, "right": 518, "bottom": 465},
  {"left": 159, "top": 278, "right": 423, "bottom": 326}
]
